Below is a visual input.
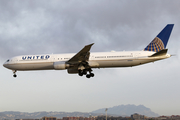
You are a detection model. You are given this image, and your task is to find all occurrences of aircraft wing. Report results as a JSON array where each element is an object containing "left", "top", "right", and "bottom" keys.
[{"left": 66, "top": 43, "right": 94, "bottom": 64}]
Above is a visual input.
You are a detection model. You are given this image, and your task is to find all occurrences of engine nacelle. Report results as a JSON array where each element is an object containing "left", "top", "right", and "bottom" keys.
[
  {"left": 88, "top": 61, "right": 99, "bottom": 68},
  {"left": 53, "top": 61, "right": 70, "bottom": 70},
  {"left": 67, "top": 69, "right": 79, "bottom": 74}
]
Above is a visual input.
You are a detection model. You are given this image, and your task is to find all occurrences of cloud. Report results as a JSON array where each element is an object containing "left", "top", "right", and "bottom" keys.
[{"left": 1, "top": 0, "right": 180, "bottom": 58}]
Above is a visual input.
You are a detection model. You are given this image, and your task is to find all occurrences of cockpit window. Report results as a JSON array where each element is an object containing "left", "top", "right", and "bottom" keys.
[{"left": 6, "top": 59, "right": 10, "bottom": 62}]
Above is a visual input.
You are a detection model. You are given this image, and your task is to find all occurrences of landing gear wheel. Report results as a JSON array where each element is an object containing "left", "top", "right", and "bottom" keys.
[
  {"left": 83, "top": 70, "right": 87, "bottom": 75},
  {"left": 78, "top": 70, "right": 83, "bottom": 76},
  {"left": 86, "top": 74, "right": 91, "bottom": 78},
  {"left": 78, "top": 73, "right": 83, "bottom": 76},
  {"left": 90, "top": 73, "right": 94, "bottom": 77},
  {"left": 13, "top": 74, "right": 17, "bottom": 77}
]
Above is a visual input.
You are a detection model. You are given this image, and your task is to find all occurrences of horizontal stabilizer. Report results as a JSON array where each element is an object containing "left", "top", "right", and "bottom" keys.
[{"left": 149, "top": 49, "right": 168, "bottom": 57}]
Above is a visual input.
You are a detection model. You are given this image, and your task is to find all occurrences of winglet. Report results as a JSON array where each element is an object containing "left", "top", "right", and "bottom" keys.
[{"left": 144, "top": 24, "right": 174, "bottom": 52}]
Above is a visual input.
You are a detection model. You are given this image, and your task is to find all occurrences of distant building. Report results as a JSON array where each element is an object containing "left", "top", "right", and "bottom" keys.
[
  {"left": 96, "top": 115, "right": 132, "bottom": 120},
  {"left": 156, "top": 115, "right": 180, "bottom": 120},
  {"left": 15, "top": 119, "right": 40, "bottom": 120},
  {"left": 157, "top": 115, "right": 168, "bottom": 120},
  {"left": 131, "top": 113, "right": 146, "bottom": 120},
  {"left": 62, "top": 117, "right": 96, "bottom": 120},
  {"left": 42, "top": 116, "right": 57, "bottom": 120},
  {"left": 170, "top": 115, "right": 180, "bottom": 119}
]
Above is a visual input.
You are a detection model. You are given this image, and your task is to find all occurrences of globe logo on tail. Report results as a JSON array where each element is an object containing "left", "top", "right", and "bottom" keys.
[{"left": 144, "top": 37, "right": 164, "bottom": 52}]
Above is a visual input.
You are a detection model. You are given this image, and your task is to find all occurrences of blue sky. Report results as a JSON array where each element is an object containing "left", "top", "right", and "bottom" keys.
[{"left": 0, "top": 0, "right": 180, "bottom": 116}]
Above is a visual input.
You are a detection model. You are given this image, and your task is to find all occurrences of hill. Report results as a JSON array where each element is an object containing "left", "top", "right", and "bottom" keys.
[
  {"left": 92, "top": 104, "right": 159, "bottom": 117},
  {"left": 0, "top": 104, "right": 159, "bottom": 119}
]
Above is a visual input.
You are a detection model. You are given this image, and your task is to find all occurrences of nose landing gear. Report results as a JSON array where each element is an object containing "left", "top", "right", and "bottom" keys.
[{"left": 13, "top": 70, "right": 17, "bottom": 78}]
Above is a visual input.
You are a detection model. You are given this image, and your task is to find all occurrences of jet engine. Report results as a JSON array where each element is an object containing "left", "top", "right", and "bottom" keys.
[
  {"left": 53, "top": 61, "right": 70, "bottom": 70},
  {"left": 88, "top": 61, "right": 99, "bottom": 68}
]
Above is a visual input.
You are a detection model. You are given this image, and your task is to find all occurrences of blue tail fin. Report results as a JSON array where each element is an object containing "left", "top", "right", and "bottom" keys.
[{"left": 144, "top": 24, "right": 174, "bottom": 52}]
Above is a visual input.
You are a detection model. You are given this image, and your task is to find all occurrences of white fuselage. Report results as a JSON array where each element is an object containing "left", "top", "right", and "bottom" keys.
[{"left": 3, "top": 51, "right": 170, "bottom": 71}]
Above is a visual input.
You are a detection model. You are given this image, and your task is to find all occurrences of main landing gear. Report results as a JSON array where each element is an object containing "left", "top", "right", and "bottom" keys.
[
  {"left": 78, "top": 69, "right": 94, "bottom": 78},
  {"left": 13, "top": 70, "right": 17, "bottom": 78}
]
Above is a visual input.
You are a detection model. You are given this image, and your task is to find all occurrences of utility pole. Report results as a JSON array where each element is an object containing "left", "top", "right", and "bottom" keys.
[{"left": 105, "top": 108, "right": 108, "bottom": 120}]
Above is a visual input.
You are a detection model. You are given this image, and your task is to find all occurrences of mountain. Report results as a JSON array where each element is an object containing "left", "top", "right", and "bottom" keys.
[
  {"left": 0, "top": 105, "right": 159, "bottom": 119},
  {"left": 91, "top": 104, "right": 159, "bottom": 117}
]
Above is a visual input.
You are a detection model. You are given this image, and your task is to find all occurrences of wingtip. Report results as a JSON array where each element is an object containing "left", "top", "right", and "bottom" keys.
[
  {"left": 84, "top": 43, "right": 94, "bottom": 48},
  {"left": 88, "top": 43, "right": 94, "bottom": 46}
]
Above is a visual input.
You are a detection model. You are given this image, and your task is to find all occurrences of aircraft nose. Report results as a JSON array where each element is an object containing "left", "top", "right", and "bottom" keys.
[
  {"left": 3, "top": 63, "right": 6, "bottom": 67},
  {"left": 3, "top": 62, "right": 8, "bottom": 68}
]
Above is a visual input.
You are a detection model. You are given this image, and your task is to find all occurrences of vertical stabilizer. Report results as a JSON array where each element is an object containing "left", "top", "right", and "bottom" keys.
[{"left": 144, "top": 24, "right": 174, "bottom": 52}]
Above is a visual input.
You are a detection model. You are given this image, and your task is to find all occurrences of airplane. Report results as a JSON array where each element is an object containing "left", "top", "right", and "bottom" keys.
[{"left": 3, "top": 24, "right": 174, "bottom": 78}]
